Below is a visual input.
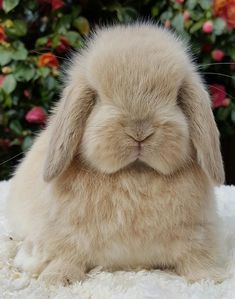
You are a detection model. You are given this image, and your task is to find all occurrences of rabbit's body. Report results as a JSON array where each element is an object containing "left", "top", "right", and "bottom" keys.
[{"left": 7, "top": 24, "right": 225, "bottom": 284}]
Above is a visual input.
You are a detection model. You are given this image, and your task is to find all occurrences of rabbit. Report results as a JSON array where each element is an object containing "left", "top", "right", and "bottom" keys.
[{"left": 6, "top": 23, "right": 226, "bottom": 285}]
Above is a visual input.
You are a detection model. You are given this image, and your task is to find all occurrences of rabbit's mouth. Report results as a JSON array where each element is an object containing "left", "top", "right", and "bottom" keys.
[
  {"left": 132, "top": 142, "right": 147, "bottom": 161},
  {"left": 125, "top": 159, "right": 153, "bottom": 172}
]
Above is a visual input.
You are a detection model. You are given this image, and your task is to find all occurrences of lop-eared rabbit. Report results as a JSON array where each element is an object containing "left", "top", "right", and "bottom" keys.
[{"left": 7, "top": 24, "right": 225, "bottom": 285}]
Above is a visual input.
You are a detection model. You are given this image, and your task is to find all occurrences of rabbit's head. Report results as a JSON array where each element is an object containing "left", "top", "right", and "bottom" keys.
[{"left": 43, "top": 24, "right": 224, "bottom": 185}]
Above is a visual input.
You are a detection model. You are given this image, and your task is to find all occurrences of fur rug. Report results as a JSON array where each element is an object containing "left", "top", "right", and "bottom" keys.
[{"left": 1, "top": 180, "right": 235, "bottom": 299}]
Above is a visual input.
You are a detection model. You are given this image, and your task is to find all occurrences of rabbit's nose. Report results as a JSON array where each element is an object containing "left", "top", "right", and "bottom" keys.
[{"left": 126, "top": 130, "right": 154, "bottom": 143}]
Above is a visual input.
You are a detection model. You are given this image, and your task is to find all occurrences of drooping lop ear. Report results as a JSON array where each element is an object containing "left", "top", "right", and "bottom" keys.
[
  {"left": 179, "top": 71, "right": 225, "bottom": 185},
  {"left": 43, "top": 76, "right": 95, "bottom": 182}
]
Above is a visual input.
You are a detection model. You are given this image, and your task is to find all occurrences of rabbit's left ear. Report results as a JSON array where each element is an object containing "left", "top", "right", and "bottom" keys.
[
  {"left": 179, "top": 71, "right": 225, "bottom": 185},
  {"left": 43, "top": 76, "right": 95, "bottom": 182}
]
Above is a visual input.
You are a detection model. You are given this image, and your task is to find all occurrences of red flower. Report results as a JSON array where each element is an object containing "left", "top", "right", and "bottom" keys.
[
  {"left": 0, "top": 25, "right": 6, "bottom": 42},
  {"left": 25, "top": 107, "right": 47, "bottom": 124},
  {"left": 51, "top": 0, "right": 64, "bottom": 10},
  {"left": 38, "top": 0, "right": 64, "bottom": 10},
  {"left": 222, "top": 98, "right": 230, "bottom": 106},
  {"left": 38, "top": 0, "right": 50, "bottom": 3},
  {"left": 230, "top": 61, "right": 235, "bottom": 70},
  {"left": 0, "top": 139, "right": 10, "bottom": 149},
  {"left": 46, "top": 39, "right": 52, "bottom": 48},
  {"left": 212, "top": 49, "right": 224, "bottom": 61},
  {"left": 0, "top": 75, "right": 5, "bottom": 87},
  {"left": 23, "top": 90, "right": 30, "bottom": 98},
  {"left": 202, "top": 43, "right": 213, "bottom": 53},
  {"left": 56, "top": 36, "right": 70, "bottom": 53},
  {"left": 209, "top": 84, "right": 228, "bottom": 108},
  {"left": 213, "top": 0, "right": 235, "bottom": 28},
  {"left": 176, "top": 0, "right": 184, "bottom": 3},
  {"left": 183, "top": 11, "right": 190, "bottom": 22},
  {"left": 46, "top": 36, "right": 70, "bottom": 53},
  {"left": 38, "top": 53, "right": 59, "bottom": 68},
  {"left": 0, "top": 0, "right": 3, "bottom": 9},
  {"left": 202, "top": 21, "right": 213, "bottom": 33},
  {"left": 164, "top": 20, "right": 171, "bottom": 28}
]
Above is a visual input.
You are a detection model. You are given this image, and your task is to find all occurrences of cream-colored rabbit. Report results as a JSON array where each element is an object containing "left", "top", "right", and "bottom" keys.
[{"left": 7, "top": 23, "right": 225, "bottom": 285}]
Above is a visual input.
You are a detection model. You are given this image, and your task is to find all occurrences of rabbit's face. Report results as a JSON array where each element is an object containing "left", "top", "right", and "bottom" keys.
[
  {"left": 43, "top": 25, "right": 224, "bottom": 184},
  {"left": 81, "top": 95, "right": 191, "bottom": 175}
]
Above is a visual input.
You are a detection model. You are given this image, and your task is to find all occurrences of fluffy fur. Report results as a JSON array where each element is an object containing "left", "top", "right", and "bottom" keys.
[{"left": 6, "top": 23, "right": 225, "bottom": 285}]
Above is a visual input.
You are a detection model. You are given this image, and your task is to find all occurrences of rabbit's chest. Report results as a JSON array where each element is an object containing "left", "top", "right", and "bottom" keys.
[
  {"left": 66, "top": 170, "right": 200, "bottom": 268},
  {"left": 88, "top": 178, "right": 186, "bottom": 267},
  {"left": 80, "top": 174, "right": 185, "bottom": 241}
]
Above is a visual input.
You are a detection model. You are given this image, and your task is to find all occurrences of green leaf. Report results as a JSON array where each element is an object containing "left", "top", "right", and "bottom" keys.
[
  {"left": 35, "top": 36, "right": 49, "bottom": 48},
  {"left": 37, "top": 67, "right": 50, "bottom": 78},
  {"left": 14, "top": 63, "right": 35, "bottom": 82},
  {"left": 66, "top": 31, "right": 81, "bottom": 47},
  {"left": 186, "top": 0, "right": 198, "bottom": 10},
  {"left": 207, "top": 33, "right": 216, "bottom": 43},
  {"left": 22, "top": 136, "right": 34, "bottom": 151},
  {"left": 10, "top": 138, "right": 21, "bottom": 146},
  {"left": 45, "top": 76, "right": 57, "bottom": 90},
  {"left": 227, "top": 47, "right": 235, "bottom": 60},
  {"left": 73, "top": 17, "right": 90, "bottom": 35},
  {"left": 171, "top": 14, "right": 184, "bottom": 33},
  {"left": 3, "top": 94, "right": 12, "bottom": 108},
  {"left": 2, "top": 75, "right": 17, "bottom": 94},
  {"left": 213, "top": 18, "right": 226, "bottom": 35},
  {"left": 0, "top": 47, "right": 13, "bottom": 66},
  {"left": 11, "top": 41, "right": 28, "bottom": 61},
  {"left": 71, "top": 5, "right": 81, "bottom": 19},
  {"left": 116, "top": 7, "right": 138, "bottom": 23},
  {"left": 181, "top": 31, "right": 191, "bottom": 43},
  {"left": 54, "top": 15, "right": 71, "bottom": 34},
  {"left": 206, "top": 11, "right": 212, "bottom": 19},
  {"left": 160, "top": 11, "right": 173, "bottom": 22},
  {"left": 217, "top": 108, "right": 230, "bottom": 121},
  {"left": 51, "top": 35, "right": 60, "bottom": 48},
  {"left": 6, "top": 20, "right": 27, "bottom": 37},
  {"left": 190, "top": 10, "right": 204, "bottom": 21},
  {"left": 2, "top": 0, "right": 20, "bottom": 13},
  {"left": 198, "top": 0, "right": 211, "bottom": 10},
  {"left": 25, "top": 0, "right": 38, "bottom": 10},
  {"left": 9, "top": 119, "right": 22, "bottom": 135},
  {"left": 151, "top": 6, "right": 159, "bottom": 17},
  {"left": 189, "top": 20, "right": 204, "bottom": 33},
  {"left": 14, "top": 47, "right": 28, "bottom": 60},
  {"left": 231, "top": 110, "right": 235, "bottom": 123}
]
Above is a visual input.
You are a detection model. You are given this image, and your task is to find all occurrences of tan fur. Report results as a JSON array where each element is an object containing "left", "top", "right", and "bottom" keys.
[{"left": 7, "top": 23, "right": 225, "bottom": 285}]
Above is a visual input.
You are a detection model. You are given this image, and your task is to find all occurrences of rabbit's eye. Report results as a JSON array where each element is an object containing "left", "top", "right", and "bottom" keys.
[
  {"left": 94, "top": 95, "right": 101, "bottom": 104},
  {"left": 176, "top": 85, "right": 185, "bottom": 107}
]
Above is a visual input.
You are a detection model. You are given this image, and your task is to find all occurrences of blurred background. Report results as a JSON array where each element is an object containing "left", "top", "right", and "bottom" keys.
[{"left": 0, "top": 0, "right": 235, "bottom": 183}]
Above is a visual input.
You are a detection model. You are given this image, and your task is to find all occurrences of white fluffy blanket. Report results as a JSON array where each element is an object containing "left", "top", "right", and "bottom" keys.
[{"left": 1, "top": 181, "right": 235, "bottom": 299}]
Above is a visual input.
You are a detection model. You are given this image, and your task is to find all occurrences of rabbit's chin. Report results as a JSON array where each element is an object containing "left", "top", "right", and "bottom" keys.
[{"left": 83, "top": 153, "right": 189, "bottom": 176}]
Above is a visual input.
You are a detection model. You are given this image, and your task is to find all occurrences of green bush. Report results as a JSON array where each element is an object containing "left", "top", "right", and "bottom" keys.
[{"left": 0, "top": 0, "right": 235, "bottom": 179}]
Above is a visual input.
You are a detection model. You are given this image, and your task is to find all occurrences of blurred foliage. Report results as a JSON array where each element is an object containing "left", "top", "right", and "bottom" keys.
[{"left": 0, "top": 0, "right": 235, "bottom": 179}]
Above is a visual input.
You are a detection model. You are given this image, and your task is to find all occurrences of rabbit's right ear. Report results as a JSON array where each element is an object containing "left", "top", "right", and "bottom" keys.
[
  {"left": 178, "top": 70, "right": 224, "bottom": 185},
  {"left": 43, "top": 76, "right": 95, "bottom": 182}
]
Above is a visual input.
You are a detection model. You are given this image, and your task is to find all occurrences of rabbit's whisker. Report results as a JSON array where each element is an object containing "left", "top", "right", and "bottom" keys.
[
  {"left": 206, "top": 84, "right": 235, "bottom": 102},
  {"left": 201, "top": 72, "right": 235, "bottom": 79},
  {"left": 0, "top": 152, "right": 23, "bottom": 166},
  {"left": 199, "top": 62, "right": 235, "bottom": 68},
  {"left": 29, "top": 49, "right": 70, "bottom": 61}
]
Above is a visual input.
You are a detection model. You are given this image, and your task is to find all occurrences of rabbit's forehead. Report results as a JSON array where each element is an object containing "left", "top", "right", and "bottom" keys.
[
  {"left": 88, "top": 61, "right": 182, "bottom": 111},
  {"left": 86, "top": 45, "right": 187, "bottom": 105}
]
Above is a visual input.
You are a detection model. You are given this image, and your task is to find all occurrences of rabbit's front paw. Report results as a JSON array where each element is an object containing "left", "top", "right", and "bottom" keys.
[
  {"left": 14, "top": 240, "right": 48, "bottom": 276},
  {"left": 181, "top": 267, "right": 227, "bottom": 284},
  {"left": 39, "top": 258, "right": 86, "bottom": 286},
  {"left": 176, "top": 256, "right": 228, "bottom": 284}
]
